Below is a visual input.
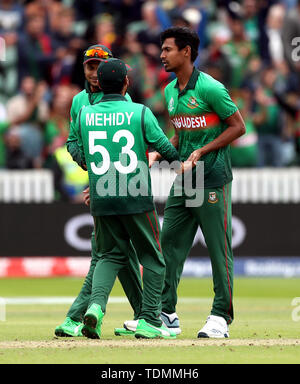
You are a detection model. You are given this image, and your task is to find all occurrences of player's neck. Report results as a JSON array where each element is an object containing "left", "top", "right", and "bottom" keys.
[
  {"left": 89, "top": 84, "right": 101, "bottom": 93},
  {"left": 175, "top": 64, "right": 194, "bottom": 92}
]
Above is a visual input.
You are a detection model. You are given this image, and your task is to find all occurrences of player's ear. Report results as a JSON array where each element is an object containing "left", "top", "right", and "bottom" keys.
[{"left": 184, "top": 45, "right": 191, "bottom": 58}]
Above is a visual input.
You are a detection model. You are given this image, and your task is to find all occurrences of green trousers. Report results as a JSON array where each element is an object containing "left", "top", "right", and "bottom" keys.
[
  {"left": 161, "top": 182, "right": 234, "bottom": 324},
  {"left": 67, "top": 230, "right": 143, "bottom": 322},
  {"left": 90, "top": 210, "right": 165, "bottom": 327}
]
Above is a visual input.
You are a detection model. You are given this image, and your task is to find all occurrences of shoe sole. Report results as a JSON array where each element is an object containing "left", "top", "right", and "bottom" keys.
[
  {"left": 135, "top": 331, "right": 176, "bottom": 340},
  {"left": 54, "top": 329, "right": 74, "bottom": 338},
  {"left": 82, "top": 314, "right": 100, "bottom": 339},
  {"left": 197, "top": 332, "right": 229, "bottom": 339},
  {"left": 168, "top": 327, "right": 182, "bottom": 335},
  {"left": 114, "top": 329, "right": 135, "bottom": 336}
]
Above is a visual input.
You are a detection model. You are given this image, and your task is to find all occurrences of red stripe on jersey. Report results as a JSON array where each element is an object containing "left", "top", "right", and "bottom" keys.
[
  {"left": 146, "top": 212, "right": 161, "bottom": 252},
  {"left": 171, "top": 113, "right": 220, "bottom": 131},
  {"left": 223, "top": 184, "right": 232, "bottom": 323}
]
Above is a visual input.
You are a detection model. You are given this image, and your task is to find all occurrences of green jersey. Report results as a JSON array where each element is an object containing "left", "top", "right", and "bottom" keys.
[
  {"left": 67, "top": 83, "right": 132, "bottom": 168},
  {"left": 0, "top": 121, "right": 9, "bottom": 167},
  {"left": 254, "top": 88, "right": 281, "bottom": 135},
  {"left": 164, "top": 68, "right": 238, "bottom": 188},
  {"left": 77, "top": 94, "right": 180, "bottom": 216}
]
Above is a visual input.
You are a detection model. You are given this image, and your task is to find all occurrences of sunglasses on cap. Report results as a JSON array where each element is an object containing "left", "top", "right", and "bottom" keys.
[{"left": 85, "top": 47, "right": 111, "bottom": 59}]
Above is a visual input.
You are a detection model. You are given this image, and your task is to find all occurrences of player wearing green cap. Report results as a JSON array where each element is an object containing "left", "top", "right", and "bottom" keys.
[
  {"left": 77, "top": 58, "right": 181, "bottom": 339},
  {"left": 55, "top": 45, "right": 143, "bottom": 338},
  {"left": 149, "top": 27, "right": 246, "bottom": 338}
]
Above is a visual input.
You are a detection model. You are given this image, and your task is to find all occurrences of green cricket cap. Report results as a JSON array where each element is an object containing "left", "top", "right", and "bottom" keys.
[{"left": 97, "top": 58, "right": 129, "bottom": 92}]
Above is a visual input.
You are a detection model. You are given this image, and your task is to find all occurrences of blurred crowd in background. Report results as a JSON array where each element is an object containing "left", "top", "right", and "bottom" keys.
[{"left": 0, "top": 0, "right": 300, "bottom": 201}]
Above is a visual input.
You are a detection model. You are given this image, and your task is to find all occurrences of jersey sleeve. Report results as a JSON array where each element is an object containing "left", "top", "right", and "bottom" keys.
[
  {"left": 204, "top": 81, "right": 238, "bottom": 121},
  {"left": 143, "top": 106, "right": 180, "bottom": 163},
  {"left": 66, "top": 99, "right": 86, "bottom": 169},
  {"left": 76, "top": 108, "right": 86, "bottom": 167}
]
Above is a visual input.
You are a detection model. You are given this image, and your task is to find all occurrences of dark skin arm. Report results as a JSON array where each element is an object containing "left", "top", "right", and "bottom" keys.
[{"left": 183, "top": 110, "right": 246, "bottom": 170}]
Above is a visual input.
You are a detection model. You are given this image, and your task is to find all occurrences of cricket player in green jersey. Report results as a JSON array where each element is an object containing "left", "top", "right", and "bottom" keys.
[
  {"left": 55, "top": 45, "right": 143, "bottom": 338},
  {"left": 76, "top": 58, "right": 181, "bottom": 339},
  {"left": 150, "top": 27, "right": 246, "bottom": 338}
]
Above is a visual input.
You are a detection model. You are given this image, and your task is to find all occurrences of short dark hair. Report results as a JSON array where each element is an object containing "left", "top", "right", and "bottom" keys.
[{"left": 160, "top": 27, "right": 200, "bottom": 62}]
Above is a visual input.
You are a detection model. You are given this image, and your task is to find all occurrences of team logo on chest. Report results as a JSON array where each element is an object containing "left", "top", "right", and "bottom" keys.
[
  {"left": 168, "top": 97, "right": 174, "bottom": 112},
  {"left": 208, "top": 192, "right": 218, "bottom": 204},
  {"left": 187, "top": 96, "right": 199, "bottom": 109}
]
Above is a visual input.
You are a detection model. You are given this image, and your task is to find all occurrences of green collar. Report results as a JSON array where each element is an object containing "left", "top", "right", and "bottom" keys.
[
  {"left": 100, "top": 94, "right": 128, "bottom": 102},
  {"left": 175, "top": 67, "right": 200, "bottom": 96},
  {"left": 85, "top": 81, "right": 102, "bottom": 105},
  {"left": 85, "top": 80, "right": 101, "bottom": 94}
]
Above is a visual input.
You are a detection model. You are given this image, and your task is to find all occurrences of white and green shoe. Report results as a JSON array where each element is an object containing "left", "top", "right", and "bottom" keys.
[
  {"left": 114, "top": 320, "right": 137, "bottom": 336},
  {"left": 134, "top": 319, "right": 176, "bottom": 339},
  {"left": 55, "top": 317, "right": 83, "bottom": 337}
]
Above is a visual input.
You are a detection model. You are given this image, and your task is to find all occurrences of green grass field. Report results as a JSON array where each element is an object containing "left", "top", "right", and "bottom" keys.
[{"left": 0, "top": 277, "right": 300, "bottom": 364}]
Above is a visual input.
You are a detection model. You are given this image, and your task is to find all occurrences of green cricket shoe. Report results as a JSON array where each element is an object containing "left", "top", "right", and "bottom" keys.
[
  {"left": 114, "top": 328, "right": 135, "bottom": 336},
  {"left": 82, "top": 303, "right": 104, "bottom": 339},
  {"left": 135, "top": 319, "right": 177, "bottom": 340},
  {"left": 54, "top": 317, "right": 83, "bottom": 337},
  {"left": 114, "top": 319, "right": 136, "bottom": 336}
]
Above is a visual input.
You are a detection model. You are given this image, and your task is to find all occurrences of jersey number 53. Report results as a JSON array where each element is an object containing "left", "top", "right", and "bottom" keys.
[{"left": 89, "top": 130, "right": 138, "bottom": 175}]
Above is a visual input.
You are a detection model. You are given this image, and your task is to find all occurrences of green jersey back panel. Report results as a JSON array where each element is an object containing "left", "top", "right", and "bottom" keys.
[
  {"left": 66, "top": 85, "right": 132, "bottom": 168},
  {"left": 165, "top": 68, "right": 238, "bottom": 188},
  {"left": 68, "top": 88, "right": 132, "bottom": 143},
  {"left": 77, "top": 94, "right": 179, "bottom": 216}
]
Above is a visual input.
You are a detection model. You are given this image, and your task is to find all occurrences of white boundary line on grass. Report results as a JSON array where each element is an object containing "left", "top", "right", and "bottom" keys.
[{"left": 3, "top": 297, "right": 211, "bottom": 305}]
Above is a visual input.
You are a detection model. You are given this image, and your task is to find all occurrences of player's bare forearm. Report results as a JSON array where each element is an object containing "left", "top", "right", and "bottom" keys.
[
  {"left": 187, "top": 110, "right": 246, "bottom": 165},
  {"left": 202, "top": 111, "right": 245, "bottom": 155}
]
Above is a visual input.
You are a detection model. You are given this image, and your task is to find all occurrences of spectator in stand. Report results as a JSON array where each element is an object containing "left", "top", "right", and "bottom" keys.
[
  {"left": 111, "top": 0, "right": 144, "bottom": 38},
  {"left": 221, "top": 12, "right": 258, "bottom": 90},
  {"left": 0, "top": 78, "right": 47, "bottom": 169},
  {"left": 5, "top": 76, "right": 48, "bottom": 167},
  {"left": 266, "top": 4, "right": 286, "bottom": 72},
  {"left": 282, "top": 0, "right": 300, "bottom": 87},
  {"left": 231, "top": 86, "right": 258, "bottom": 167},
  {"left": 71, "top": 13, "right": 118, "bottom": 89},
  {"left": 44, "top": 84, "right": 77, "bottom": 158},
  {"left": 253, "top": 66, "right": 285, "bottom": 167},
  {"left": 0, "top": 0, "right": 24, "bottom": 103},
  {"left": 6, "top": 76, "right": 48, "bottom": 123},
  {"left": 0, "top": 0, "right": 24, "bottom": 32},
  {"left": 51, "top": 7, "right": 84, "bottom": 85},
  {"left": 17, "top": 12, "right": 56, "bottom": 83},
  {"left": 199, "top": 29, "right": 231, "bottom": 87},
  {"left": 43, "top": 83, "right": 87, "bottom": 202},
  {"left": 121, "top": 5, "right": 169, "bottom": 128},
  {"left": 274, "top": 88, "right": 300, "bottom": 164},
  {"left": 5, "top": 128, "right": 34, "bottom": 169},
  {"left": 167, "top": 0, "right": 207, "bottom": 51},
  {"left": 137, "top": 2, "right": 164, "bottom": 51},
  {"left": 242, "top": 0, "right": 260, "bottom": 45},
  {"left": 72, "top": 0, "right": 105, "bottom": 22}
]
